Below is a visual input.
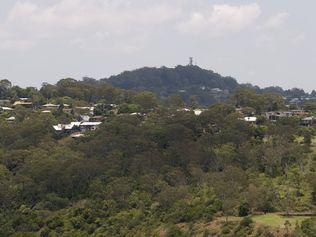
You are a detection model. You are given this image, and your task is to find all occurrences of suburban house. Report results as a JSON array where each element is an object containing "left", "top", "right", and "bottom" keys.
[
  {"left": 41, "top": 110, "right": 52, "bottom": 114},
  {"left": 6, "top": 116, "right": 16, "bottom": 122},
  {"left": 194, "top": 109, "right": 204, "bottom": 116},
  {"left": 265, "top": 111, "right": 292, "bottom": 121},
  {"left": 70, "top": 132, "right": 86, "bottom": 139},
  {"left": 78, "top": 114, "right": 91, "bottom": 122},
  {"left": 89, "top": 116, "right": 106, "bottom": 122},
  {"left": 300, "top": 116, "right": 316, "bottom": 126},
  {"left": 244, "top": 116, "right": 257, "bottom": 124},
  {"left": 13, "top": 101, "right": 33, "bottom": 108},
  {"left": 53, "top": 122, "right": 81, "bottom": 134},
  {"left": 42, "top": 103, "right": 60, "bottom": 110},
  {"left": 0, "top": 107, "right": 14, "bottom": 113},
  {"left": 52, "top": 121, "right": 102, "bottom": 135},
  {"left": 265, "top": 110, "right": 308, "bottom": 121},
  {"left": 80, "top": 122, "right": 102, "bottom": 132}
]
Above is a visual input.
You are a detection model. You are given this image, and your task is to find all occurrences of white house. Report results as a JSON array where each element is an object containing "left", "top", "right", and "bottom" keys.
[
  {"left": 42, "top": 103, "right": 60, "bottom": 110},
  {"left": 6, "top": 116, "right": 16, "bottom": 122},
  {"left": 194, "top": 109, "right": 204, "bottom": 116},
  {"left": 0, "top": 107, "right": 14, "bottom": 113},
  {"left": 244, "top": 117, "right": 257, "bottom": 123}
]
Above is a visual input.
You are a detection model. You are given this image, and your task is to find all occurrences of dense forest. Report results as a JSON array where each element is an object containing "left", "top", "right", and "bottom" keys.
[{"left": 0, "top": 76, "right": 316, "bottom": 237}]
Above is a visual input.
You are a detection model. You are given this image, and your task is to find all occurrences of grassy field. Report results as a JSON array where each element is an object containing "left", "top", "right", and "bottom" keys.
[{"left": 252, "top": 214, "right": 310, "bottom": 229}]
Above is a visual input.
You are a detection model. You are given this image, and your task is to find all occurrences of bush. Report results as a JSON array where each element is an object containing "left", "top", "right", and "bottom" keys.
[
  {"left": 240, "top": 217, "right": 253, "bottom": 227},
  {"left": 166, "top": 225, "right": 184, "bottom": 237},
  {"left": 300, "top": 218, "right": 316, "bottom": 236},
  {"left": 239, "top": 201, "right": 250, "bottom": 217}
]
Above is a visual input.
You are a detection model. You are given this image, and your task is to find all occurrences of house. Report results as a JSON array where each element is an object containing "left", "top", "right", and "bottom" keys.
[
  {"left": 244, "top": 116, "right": 257, "bottom": 124},
  {"left": 42, "top": 103, "right": 60, "bottom": 110},
  {"left": 90, "top": 116, "right": 105, "bottom": 122},
  {"left": 265, "top": 111, "right": 293, "bottom": 121},
  {"left": 6, "top": 116, "right": 16, "bottom": 122},
  {"left": 53, "top": 120, "right": 102, "bottom": 135},
  {"left": 79, "top": 114, "right": 91, "bottom": 122},
  {"left": 130, "top": 112, "right": 142, "bottom": 116},
  {"left": 13, "top": 101, "right": 33, "bottom": 108},
  {"left": 211, "top": 88, "right": 223, "bottom": 93},
  {"left": 41, "top": 110, "right": 52, "bottom": 114},
  {"left": 52, "top": 122, "right": 81, "bottom": 133},
  {"left": 19, "top": 97, "right": 29, "bottom": 101},
  {"left": 194, "top": 109, "right": 204, "bottom": 116},
  {"left": 290, "top": 109, "right": 308, "bottom": 116},
  {"left": 177, "top": 108, "right": 191, "bottom": 112},
  {"left": 70, "top": 132, "right": 86, "bottom": 139},
  {"left": 0, "top": 107, "right": 14, "bottom": 113},
  {"left": 80, "top": 122, "right": 102, "bottom": 132},
  {"left": 300, "top": 117, "right": 315, "bottom": 126}
]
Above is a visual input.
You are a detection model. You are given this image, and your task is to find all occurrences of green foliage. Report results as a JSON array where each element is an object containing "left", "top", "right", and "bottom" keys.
[
  {"left": 300, "top": 218, "right": 316, "bottom": 236},
  {"left": 0, "top": 79, "right": 315, "bottom": 236},
  {"left": 239, "top": 201, "right": 251, "bottom": 217},
  {"left": 105, "top": 65, "right": 239, "bottom": 105},
  {"left": 231, "top": 88, "right": 285, "bottom": 114}
]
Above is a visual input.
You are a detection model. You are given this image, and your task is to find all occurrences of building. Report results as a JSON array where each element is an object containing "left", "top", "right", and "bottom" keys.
[
  {"left": 42, "top": 103, "right": 60, "bottom": 110},
  {"left": 52, "top": 122, "right": 81, "bottom": 133},
  {"left": 89, "top": 116, "right": 105, "bottom": 122},
  {"left": 0, "top": 107, "right": 14, "bottom": 113},
  {"left": 265, "top": 111, "right": 295, "bottom": 121},
  {"left": 194, "top": 109, "right": 204, "bottom": 116},
  {"left": 53, "top": 121, "right": 102, "bottom": 135},
  {"left": 80, "top": 122, "right": 102, "bottom": 132},
  {"left": 13, "top": 101, "right": 33, "bottom": 108},
  {"left": 70, "top": 132, "right": 86, "bottom": 139},
  {"left": 6, "top": 116, "right": 16, "bottom": 122},
  {"left": 300, "top": 117, "right": 315, "bottom": 126},
  {"left": 244, "top": 117, "right": 257, "bottom": 124}
]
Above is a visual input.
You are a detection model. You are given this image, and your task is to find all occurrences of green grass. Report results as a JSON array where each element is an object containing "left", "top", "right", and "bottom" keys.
[{"left": 252, "top": 214, "right": 309, "bottom": 229}]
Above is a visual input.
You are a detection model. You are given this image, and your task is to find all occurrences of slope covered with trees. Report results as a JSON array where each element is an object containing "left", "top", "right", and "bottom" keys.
[
  {"left": 102, "top": 65, "right": 239, "bottom": 105},
  {"left": 0, "top": 78, "right": 316, "bottom": 236},
  {"left": 101, "top": 65, "right": 316, "bottom": 106}
]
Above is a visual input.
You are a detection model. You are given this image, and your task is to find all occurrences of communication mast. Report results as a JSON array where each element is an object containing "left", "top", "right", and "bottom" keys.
[{"left": 189, "top": 57, "right": 193, "bottom": 66}]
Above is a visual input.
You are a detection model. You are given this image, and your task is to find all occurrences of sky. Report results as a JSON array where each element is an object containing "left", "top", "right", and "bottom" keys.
[{"left": 0, "top": 0, "right": 315, "bottom": 90}]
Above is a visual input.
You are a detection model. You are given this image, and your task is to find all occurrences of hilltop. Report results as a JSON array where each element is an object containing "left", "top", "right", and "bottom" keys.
[
  {"left": 102, "top": 65, "right": 239, "bottom": 105},
  {"left": 101, "top": 65, "right": 316, "bottom": 105}
]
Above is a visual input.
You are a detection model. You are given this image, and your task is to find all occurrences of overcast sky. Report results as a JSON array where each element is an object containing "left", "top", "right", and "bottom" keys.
[{"left": 0, "top": 0, "right": 315, "bottom": 90}]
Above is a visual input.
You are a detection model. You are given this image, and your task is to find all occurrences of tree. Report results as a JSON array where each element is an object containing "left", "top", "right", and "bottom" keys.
[
  {"left": 0, "top": 79, "right": 12, "bottom": 98},
  {"left": 239, "top": 200, "right": 250, "bottom": 217},
  {"left": 133, "top": 92, "right": 158, "bottom": 111}
]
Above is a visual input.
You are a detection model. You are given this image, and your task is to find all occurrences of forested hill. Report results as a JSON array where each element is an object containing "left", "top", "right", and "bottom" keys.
[{"left": 102, "top": 65, "right": 240, "bottom": 105}]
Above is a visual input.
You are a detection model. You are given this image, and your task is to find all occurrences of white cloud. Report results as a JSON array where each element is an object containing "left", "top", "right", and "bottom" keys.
[
  {"left": 0, "top": 0, "right": 178, "bottom": 51},
  {"left": 262, "top": 12, "right": 289, "bottom": 31},
  {"left": 0, "top": 39, "right": 35, "bottom": 51},
  {"left": 291, "top": 33, "right": 306, "bottom": 44},
  {"left": 0, "top": 1, "right": 261, "bottom": 51},
  {"left": 178, "top": 3, "right": 261, "bottom": 37},
  {"left": 257, "top": 12, "right": 305, "bottom": 48}
]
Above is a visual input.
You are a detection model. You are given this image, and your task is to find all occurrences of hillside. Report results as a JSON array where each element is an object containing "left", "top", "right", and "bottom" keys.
[
  {"left": 1, "top": 78, "right": 316, "bottom": 236},
  {"left": 102, "top": 65, "right": 240, "bottom": 105},
  {"left": 101, "top": 65, "right": 315, "bottom": 106}
]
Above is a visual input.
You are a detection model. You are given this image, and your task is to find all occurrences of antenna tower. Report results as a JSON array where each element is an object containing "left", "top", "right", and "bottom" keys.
[{"left": 189, "top": 57, "right": 193, "bottom": 66}]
